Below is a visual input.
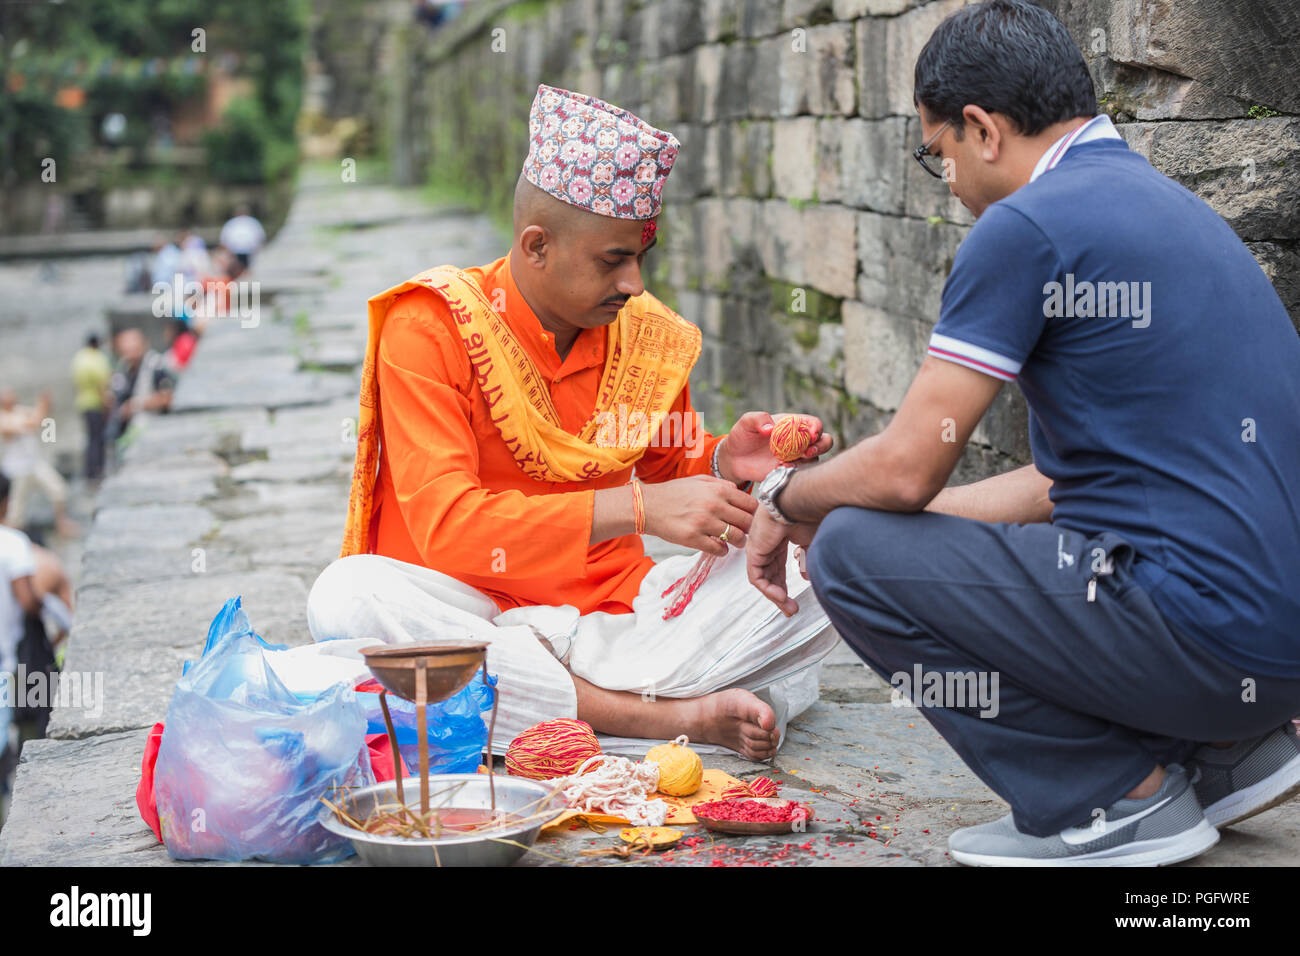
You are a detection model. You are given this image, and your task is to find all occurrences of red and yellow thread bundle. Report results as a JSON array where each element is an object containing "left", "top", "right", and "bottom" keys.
[
  {"left": 506, "top": 718, "right": 603, "bottom": 780},
  {"left": 769, "top": 414, "right": 818, "bottom": 462},
  {"left": 720, "top": 775, "right": 780, "bottom": 800}
]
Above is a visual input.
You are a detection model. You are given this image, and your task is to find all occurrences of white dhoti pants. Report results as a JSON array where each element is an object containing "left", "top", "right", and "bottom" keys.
[{"left": 306, "top": 544, "right": 837, "bottom": 755}]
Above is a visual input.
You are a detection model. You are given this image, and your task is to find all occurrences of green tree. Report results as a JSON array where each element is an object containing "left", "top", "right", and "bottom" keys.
[{"left": 0, "top": 0, "right": 306, "bottom": 192}]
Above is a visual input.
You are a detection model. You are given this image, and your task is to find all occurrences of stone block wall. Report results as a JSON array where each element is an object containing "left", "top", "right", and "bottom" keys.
[{"left": 396, "top": 0, "right": 1299, "bottom": 481}]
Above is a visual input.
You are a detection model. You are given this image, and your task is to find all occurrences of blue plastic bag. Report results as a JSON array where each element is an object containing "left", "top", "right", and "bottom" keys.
[
  {"left": 154, "top": 598, "right": 373, "bottom": 864},
  {"left": 183, "top": 595, "right": 284, "bottom": 675},
  {"left": 358, "top": 669, "right": 497, "bottom": 775}
]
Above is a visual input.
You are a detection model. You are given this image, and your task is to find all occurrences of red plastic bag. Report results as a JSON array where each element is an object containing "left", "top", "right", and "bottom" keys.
[
  {"left": 136, "top": 722, "right": 406, "bottom": 845},
  {"left": 355, "top": 678, "right": 409, "bottom": 781},
  {"left": 136, "top": 722, "right": 166, "bottom": 842},
  {"left": 366, "top": 732, "right": 408, "bottom": 782}
]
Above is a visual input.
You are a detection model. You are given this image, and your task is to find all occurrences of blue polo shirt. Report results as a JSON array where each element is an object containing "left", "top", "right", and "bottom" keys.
[{"left": 930, "top": 132, "right": 1300, "bottom": 677}]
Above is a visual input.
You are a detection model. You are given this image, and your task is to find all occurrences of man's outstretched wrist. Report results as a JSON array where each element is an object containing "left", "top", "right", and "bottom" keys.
[{"left": 756, "top": 465, "right": 797, "bottom": 525}]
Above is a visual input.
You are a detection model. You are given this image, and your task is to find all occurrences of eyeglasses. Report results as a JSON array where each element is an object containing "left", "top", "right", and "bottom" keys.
[{"left": 912, "top": 120, "right": 952, "bottom": 179}]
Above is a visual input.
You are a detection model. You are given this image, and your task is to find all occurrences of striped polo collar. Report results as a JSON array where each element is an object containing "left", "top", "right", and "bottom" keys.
[{"left": 1029, "top": 114, "right": 1124, "bottom": 183}]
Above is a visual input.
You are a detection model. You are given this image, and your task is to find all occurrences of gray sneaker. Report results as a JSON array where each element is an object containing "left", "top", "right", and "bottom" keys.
[
  {"left": 949, "top": 764, "right": 1218, "bottom": 866},
  {"left": 1187, "top": 722, "right": 1300, "bottom": 828}
]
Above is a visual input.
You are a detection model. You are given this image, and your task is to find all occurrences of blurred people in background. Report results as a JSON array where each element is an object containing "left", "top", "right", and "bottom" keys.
[
  {"left": 164, "top": 318, "right": 198, "bottom": 372},
  {"left": 0, "top": 389, "right": 78, "bottom": 538},
  {"left": 124, "top": 247, "right": 153, "bottom": 293},
  {"left": 0, "top": 473, "right": 41, "bottom": 820},
  {"left": 71, "top": 332, "right": 112, "bottom": 484},
  {"left": 211, "top": 245, "right": 246, "bottom": 281},
  {"left": 178, "top": 228, "right": 210, "bottom": 281},
  {"left": 29, "top": 542, "right": 72, "bottom": 658},
  {"left": 187, "top": 246, "right": 245, "bottom": 335},
  {"left": 130, "top": 230, "right": 203, "bottom": 294},
  {"left": 219, "top": 204, "right": 265, "bottom": 271},
  {"left": 0, "top": 472, "right": 67, "bottom": 819},
  {"left": 149, "top": 232, "right": 183, "bottom": 288},
  {"left": 130, "top": 227, "right": 250, "bottom": 300},
  {"left": 107, "top": 329, "right": 176, "bottom": 445}
]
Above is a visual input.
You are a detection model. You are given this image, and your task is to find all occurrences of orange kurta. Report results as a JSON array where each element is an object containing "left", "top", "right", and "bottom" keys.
[{"left": 368, "top": 255, "right": 724, "bottom": 616}]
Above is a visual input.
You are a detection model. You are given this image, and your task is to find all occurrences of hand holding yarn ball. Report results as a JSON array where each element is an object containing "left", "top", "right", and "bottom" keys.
[{"left": 768, "top": 414, "right": 820, "bottom": 462}]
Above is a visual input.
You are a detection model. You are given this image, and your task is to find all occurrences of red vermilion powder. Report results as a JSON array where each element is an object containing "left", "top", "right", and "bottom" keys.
[{"left": 694, "top": 799, "right": 809, "bottom": 823}]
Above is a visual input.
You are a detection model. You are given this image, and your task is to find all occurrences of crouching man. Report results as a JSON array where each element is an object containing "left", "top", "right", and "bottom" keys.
[{"left": 747, "top": 0, "right": 1300, "bottom": 865}]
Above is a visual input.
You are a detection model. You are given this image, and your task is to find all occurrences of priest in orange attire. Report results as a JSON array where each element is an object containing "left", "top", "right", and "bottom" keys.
[{"left": 308, "top": 85, "right": 836, "bottom": 758}]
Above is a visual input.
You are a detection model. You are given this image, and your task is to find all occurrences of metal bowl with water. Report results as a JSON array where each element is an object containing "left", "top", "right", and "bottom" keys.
[{"left": 319, "top": 773, "right": 566, "bottom": 866}]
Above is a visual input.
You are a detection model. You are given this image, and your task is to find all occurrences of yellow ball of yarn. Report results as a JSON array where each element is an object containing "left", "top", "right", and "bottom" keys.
[{"left": 645, "top": 734, "right": 703, "bottom": 796}]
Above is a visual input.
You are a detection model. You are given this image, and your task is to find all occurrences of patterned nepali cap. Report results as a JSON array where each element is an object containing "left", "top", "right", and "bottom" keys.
[{"left": 522, "top": 84, "right": 680, "bottom": 223}]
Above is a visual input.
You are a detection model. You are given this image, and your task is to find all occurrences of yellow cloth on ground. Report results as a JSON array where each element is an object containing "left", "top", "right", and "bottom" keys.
[{"left": 540, "top": 768, "right": 744, "bottom": 831}]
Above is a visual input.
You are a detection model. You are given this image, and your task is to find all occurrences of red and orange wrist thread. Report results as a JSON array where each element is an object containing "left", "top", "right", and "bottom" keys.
[{"left": 631, "top": 481, "right": 646, "bottom": 535}]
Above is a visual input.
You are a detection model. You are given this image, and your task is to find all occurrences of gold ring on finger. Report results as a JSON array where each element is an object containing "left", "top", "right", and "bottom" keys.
[{"left": 719, "top": 523, "right": 731, "bottom": 543}]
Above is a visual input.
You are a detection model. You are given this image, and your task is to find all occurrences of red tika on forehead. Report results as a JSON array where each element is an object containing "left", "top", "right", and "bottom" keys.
[{"left": 642, "top": 219, "right": 657, "bottom": 245}]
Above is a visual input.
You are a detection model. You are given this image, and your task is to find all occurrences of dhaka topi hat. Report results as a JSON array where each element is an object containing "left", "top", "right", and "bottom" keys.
[{"left": 522, "top": 83, "right": 679, "bottom": 231}]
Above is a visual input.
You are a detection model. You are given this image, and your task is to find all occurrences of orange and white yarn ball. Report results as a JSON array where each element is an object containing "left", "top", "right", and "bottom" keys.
[
  {"left": 769, "top": 414, "right": 818, "bottom": 462},
  {"left": 506, "top": 718, "right": 603, "bottom": 780}
]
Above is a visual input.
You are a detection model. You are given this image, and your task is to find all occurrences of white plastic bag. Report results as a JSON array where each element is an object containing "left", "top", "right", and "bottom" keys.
[{"left": 153, "top": 598, "right": 372, "bottom": 863}]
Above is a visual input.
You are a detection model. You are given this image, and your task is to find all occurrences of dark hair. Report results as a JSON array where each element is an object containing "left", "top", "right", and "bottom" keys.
[
  {"left": 86, "top": 332, "right": 101, "bottom": 348},
  {"left": 914, "top": 0, "right": 1097, "bottom": 137},
  {"left": 0, "top": 472, "right": 8, "bottom": 505}
]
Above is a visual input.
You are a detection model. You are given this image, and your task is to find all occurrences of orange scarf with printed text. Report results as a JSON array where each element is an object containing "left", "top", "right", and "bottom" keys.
[{"left": 340, "top": 264, "right": 701, "bottom": 557}]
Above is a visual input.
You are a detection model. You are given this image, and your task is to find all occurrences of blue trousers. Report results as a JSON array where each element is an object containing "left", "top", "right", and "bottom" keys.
[{"left": 807, "top": 507, "right": 1300, "bottom": 837}]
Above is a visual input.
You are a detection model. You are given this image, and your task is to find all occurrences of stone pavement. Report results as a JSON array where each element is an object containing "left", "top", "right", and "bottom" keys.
[{"left": 2, "top": 171, "right": 1295, "bottom": 867}]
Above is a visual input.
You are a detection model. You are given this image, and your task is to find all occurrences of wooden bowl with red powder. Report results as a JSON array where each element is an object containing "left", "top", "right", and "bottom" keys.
[{"left": 692, "top": 798, "right": 812, "bottom": 835}]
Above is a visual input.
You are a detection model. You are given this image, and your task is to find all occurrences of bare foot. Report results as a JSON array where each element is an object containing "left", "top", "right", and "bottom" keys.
[
  {"left": 685, "top": 688, "right": 780, "bottom": 761},
  {"left": 572, "top": 677, "right": 781, "bottom": 761}
]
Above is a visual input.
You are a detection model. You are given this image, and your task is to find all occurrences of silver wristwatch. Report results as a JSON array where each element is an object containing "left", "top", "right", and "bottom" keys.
[{"left": 756, "top": 465, "right": 796, "bottom": 525}]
